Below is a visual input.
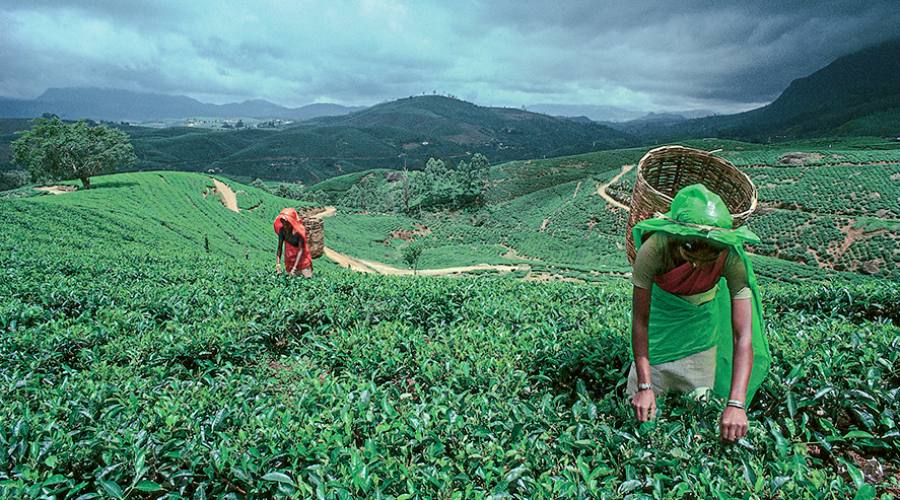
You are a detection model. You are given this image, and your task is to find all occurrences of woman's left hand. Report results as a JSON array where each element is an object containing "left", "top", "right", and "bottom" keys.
[{"left": 719, "top": 406, "right": 748, "bottom": 442}]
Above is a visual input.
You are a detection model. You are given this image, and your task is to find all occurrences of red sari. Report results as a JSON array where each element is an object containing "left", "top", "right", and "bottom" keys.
[
  {"left": 654, "top": 251, "right": 728, "bottom": 295},
  {"left": 274, "top": 208, "right": 312, "bottom": 274}
]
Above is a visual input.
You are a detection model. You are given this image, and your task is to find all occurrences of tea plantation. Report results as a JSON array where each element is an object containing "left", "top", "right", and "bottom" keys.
[{"left": 1, "top": 165, "right": 898, "bottom": 497}]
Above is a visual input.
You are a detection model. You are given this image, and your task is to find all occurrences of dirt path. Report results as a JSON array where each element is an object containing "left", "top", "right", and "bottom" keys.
[
  {"left": 315, "top": 206, "right": 337, "bottom": 218},
  {"left": 211, "top": 179, "right": 239, "bottom": 213},
  {"left": 313, "top": 206, "right": 531, "bottom": 277},
  {"left": 596, "top": 164, "right": 634, "bottom": 211},
  {"left": 35, "top": 185, "right": 77, "bottom": 195},
  {"left": 324, "top": 246, "right": 527, "bottom": 276}
]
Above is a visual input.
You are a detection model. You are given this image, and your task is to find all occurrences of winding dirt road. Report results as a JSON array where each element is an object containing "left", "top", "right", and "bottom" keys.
[
  {"left": 596, "top": 164, "right": 634, "bottom": 211},
  {"left": 312, "top": 207, "right": 530, "bottom": 277},
  {"left": 212, "top": 179, "right": 240, "bottom": 213}
]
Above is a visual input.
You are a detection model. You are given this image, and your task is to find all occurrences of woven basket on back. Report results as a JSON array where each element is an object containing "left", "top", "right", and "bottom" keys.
[
  {"left": 625, "top": 145, "right": 757, "bottom": 264},
  {"left": 296, "top": 208, "right": 326, "bottom": 259}
]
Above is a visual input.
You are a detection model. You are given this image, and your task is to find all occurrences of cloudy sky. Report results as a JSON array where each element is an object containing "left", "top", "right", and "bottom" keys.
[{"left": 1, "top": 0, "right": 898, "bottom": 116}]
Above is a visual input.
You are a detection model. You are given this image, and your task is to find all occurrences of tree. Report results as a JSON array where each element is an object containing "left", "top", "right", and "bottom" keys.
[
  {"left": 11, "top": 118, "right": 136, "bottom": 189},
  {"left": 0, "top": 170, "right": 30, "bottom": 192},
  {"left": 401, "top": 164, "right": 412, "bottom": 214},
  {"left": 402, "top": 242, "right": 424, "bottom": 275},
  {"left": 463, "top": 153, "right": 489, "bottom": 206},
  {"left": 251, "top": 178, "right": 271, "bottom": 192}
]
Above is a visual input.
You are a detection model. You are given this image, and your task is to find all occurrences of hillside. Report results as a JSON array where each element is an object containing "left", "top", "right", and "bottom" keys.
[
  {"left": 0, "top": 96, "right": 636, "bottom": 183},
  {"left": 1, "top": 169, "right": 897, "bottom": 497},
  {"left": 307, "top": 139, "right": 900, "bottom": 283},
  {"left": 0, "top": 87, "right": 364, "bottom": 122},
  {"left": 622, "top": 38, "right": 900, "bottom": 141}
]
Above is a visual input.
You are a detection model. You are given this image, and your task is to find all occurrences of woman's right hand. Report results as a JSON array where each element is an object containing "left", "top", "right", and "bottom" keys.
[{"left": 631, "top": 389, "right": 656, "bottom": 422}]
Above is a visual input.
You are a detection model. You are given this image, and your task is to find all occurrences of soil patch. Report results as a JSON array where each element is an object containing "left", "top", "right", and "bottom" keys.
[
  {"left": 387, "top": 223, "right": 431, "bottom": 242},
  {"left": 778, "top": 152, "right": 823, "bottom": 166},
  {"left": 35, "top": 185, "right": 77, "bottom": 195},
  {"left": 210, "top": 179, "right": 239, "bottom": 213}
]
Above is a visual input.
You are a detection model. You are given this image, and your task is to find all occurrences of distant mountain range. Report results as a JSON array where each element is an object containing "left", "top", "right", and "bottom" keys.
[
  {"left": 528, "top": 104, "right": 715, "bottom": 123},
  {"left": 121, "top": 95, "right": 635, "bottom": 182},
  {"left": 618, "top": 38, "right": 900, "bottom": 141},
  {"left": 2, "top": 38, "right": 898, "bottom": 184},
  {"left": 0, "top": 88, "right": 365, "bottom": 122},
  {"left": 0, "top": 94, "right": 635, "bottom": 183}
]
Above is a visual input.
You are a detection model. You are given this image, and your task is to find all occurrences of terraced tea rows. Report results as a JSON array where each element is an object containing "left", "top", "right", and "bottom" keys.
[{"left": 1, "top": 176, "right": 897, "bottom": 496}]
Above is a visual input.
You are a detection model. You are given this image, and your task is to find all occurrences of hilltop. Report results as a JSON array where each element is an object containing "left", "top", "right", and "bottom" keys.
[{"left": 0, "top": 95, "right": 635, "bottom": 183}]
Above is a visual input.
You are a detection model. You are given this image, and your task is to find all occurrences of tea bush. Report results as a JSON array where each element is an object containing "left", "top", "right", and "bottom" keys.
[{"left": 1, "top": 169, "right": 897, "bottom": 497}]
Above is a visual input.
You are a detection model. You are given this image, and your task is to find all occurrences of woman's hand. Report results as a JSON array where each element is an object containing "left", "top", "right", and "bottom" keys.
[
  {"left": 631, "top": 389, "right": 656, "bottom": 422},
  {"left": 275, "top": 261, "right": 282, "bottom": 274},
  {"left": 720, "top": 406, "right": 748, "bottom": 442}
]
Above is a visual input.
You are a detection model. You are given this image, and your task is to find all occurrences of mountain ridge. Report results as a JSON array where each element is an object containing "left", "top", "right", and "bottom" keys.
[
  {"left": 622, "top": 38, "right": 900, "bottom": 140},
  {"left": 0, "top": 87, "right": 365, "bottom": 122}
]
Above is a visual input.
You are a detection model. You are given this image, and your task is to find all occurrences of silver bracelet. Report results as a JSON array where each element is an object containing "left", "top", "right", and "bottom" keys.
[
  {"left": 726, "top": 399, "right": 745, "bottom": 410},
  {"left": 638, "top": 382, "right": 652, "bottom": 391}
]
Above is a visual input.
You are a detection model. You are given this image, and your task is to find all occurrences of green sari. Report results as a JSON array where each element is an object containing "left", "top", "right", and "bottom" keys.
[{"left": 632, "top": 184, "right": 771, "bottom": 403}]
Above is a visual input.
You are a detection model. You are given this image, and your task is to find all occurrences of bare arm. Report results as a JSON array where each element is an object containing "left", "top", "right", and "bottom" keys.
[
  {"left": 729, "top": 298, "right": 754, "bottom": 401},
  {"left": 631, "top": 285, "right": 655, "bottom": 421},
  {"left": 275, "top": 231, "right": 284, "bottom": 272},
  {"left": 290, "top": 233, "right": 305, "bottom": 273},
  {"left": 631, "top": 286, "right": 653, "bottom": 386},
  {"left": 721, "top": 297, "right": 753, "bottom": 441}
]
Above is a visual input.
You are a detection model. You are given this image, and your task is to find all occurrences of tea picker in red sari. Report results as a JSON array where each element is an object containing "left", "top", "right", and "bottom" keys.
[
  {"left": 628, "top": 184, "right": 771, "bottom": 442},
  {"left": 274, "top": 208, "right": 313, "bottom": 278}
]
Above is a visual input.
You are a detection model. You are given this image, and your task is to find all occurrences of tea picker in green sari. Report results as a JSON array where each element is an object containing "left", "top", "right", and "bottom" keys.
[{"left": 627, "top": 184, "right": 771, "bottom": 442}]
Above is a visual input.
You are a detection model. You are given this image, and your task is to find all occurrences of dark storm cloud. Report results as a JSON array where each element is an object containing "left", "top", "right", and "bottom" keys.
[
  {"left": 474, "top": 0, "right": 900, "bottom": 104},
  {"left": 1, "top": 0, "right": 898, "bottom": 113}
]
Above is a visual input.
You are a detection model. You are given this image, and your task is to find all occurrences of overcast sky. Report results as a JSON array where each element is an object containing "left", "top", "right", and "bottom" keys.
[{"left": 1, "top": 0, "right": 898, "bottom": 115}]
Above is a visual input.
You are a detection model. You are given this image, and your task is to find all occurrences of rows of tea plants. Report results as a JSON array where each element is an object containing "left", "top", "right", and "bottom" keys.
[
  {"left": 486, "top": 148, "right": 644, "bottom": 203},
  {"left": 751, "top": 164, "right": 900, "bottom": 218},
  {"left": 721, "top": 148, "right": 900, "bottom": 167},
  {"left": 1, "top": 238, "right": 897, "bottom": 497},
  {"left": 751, "top": 209, "right": 899, "bottom": 281}
]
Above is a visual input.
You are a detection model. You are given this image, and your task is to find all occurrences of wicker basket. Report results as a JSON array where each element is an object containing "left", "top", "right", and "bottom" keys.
[
  {"left": 625, "top": 145, "right": 757, "bottom": 264},
  {"left": 296, "top": 208, "right": 326, "bottom": 259}
]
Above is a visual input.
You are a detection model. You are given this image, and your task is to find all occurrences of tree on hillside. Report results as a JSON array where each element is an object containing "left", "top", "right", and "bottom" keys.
[
  {"left": 457, "top": 153, "right": 489, "bottom": 206},
  {"left": 0, "top": 170, "right": 30, "bottom": 192},
  {"left": 11, "top": 117, "right": 136, "bottom": 189},
  {"left": 411, "top": 154, "right": 490, "bottom": 210},
  {"left": 402, "top": 242, "right": 424, "bottom": 275},
  {"left": 414, "top": 157, "right": 457, "bottom": 209}
]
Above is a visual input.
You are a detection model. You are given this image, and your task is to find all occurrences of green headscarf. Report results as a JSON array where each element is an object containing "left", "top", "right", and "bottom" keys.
[
  {"left": 632, "top": 184, "right": 771, "bottom": 404},
  {"left": 632, "top": 184, "right": 761, "bottom": 248}
]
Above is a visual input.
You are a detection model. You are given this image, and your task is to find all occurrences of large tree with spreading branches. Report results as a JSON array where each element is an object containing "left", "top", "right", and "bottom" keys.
[{"left": 12, "top": 117, "right": 137, "bottom": 189}]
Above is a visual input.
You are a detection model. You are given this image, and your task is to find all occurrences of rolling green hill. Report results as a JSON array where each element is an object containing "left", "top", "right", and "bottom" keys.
[
  {"left": 0, "top": 95, "right": 636, "bottom": 185},
  {"left": 1, "top": 166, "right": 897, "bottom": 497},
  {"left": 308, "top": 139, "right": 899, "bottom": 282}
]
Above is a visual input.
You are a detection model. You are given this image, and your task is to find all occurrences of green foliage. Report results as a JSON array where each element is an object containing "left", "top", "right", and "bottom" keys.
[
  {"left": 1, "top": 232, "right": 898, "bottom": 497},
  {"left": 11, "top": 118, "right": 137, "bottom": 189},
  {"left": 0, "top": 169, "right": 29, "bottom": 191},
  {"left": 334, "top": 154, "right": 490, "bottom": 213},
  {"left": 0, "top": 169, "right": 898, "bottom": 497},
  {"left": 401, "top": 242, "right": 424, "bottom": 274}
]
